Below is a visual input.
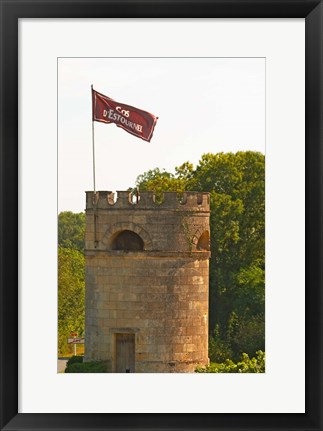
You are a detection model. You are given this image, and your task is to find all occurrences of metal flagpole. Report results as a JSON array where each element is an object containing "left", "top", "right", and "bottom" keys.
[
  {"left": 91, "top": 84, "right": 96, "bottom": 194},
  {"left": 91, "top": 84, "right": 98, "bottom": 249}
]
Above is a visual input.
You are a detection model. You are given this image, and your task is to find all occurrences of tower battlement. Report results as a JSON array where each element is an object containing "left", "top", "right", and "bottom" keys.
[{"left": 86, "top": 190, "right": 210, "bottom": 211}]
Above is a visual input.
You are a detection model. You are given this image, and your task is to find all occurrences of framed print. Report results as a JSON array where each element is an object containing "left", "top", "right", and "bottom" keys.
[{"left": 0, "top": 0, "right": 322, "bottom": 430}]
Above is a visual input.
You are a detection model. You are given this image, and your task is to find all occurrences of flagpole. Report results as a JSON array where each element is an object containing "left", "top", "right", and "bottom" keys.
[
  {"left": 91, "top": 85, "right": 98, "bottom": 249},
  {"left": 91, "top": 84, "right": 96, "bottom": 194}
]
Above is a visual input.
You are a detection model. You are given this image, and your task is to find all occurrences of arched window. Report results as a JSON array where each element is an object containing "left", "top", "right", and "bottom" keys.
[
  {"left": 197, "top": 231, "right": 210, "bottom": 251},
  {"left": 111, "top": 230, "right": 144, "bottom": 251}
]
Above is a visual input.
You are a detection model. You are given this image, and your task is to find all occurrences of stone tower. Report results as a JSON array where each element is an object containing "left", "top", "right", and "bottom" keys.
[{"left": 84, "top": 190, "right": 210, "bottom": 373}]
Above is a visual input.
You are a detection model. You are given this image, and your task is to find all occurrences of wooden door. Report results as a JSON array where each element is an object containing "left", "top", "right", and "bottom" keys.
[{"left": 116, "top": 333, "right": 135, "bottom": 373}]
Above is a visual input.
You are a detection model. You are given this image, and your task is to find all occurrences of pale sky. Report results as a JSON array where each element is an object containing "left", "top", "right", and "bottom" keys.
[{"left": 58, "top": 57, "right": 265, "bottom": 213}]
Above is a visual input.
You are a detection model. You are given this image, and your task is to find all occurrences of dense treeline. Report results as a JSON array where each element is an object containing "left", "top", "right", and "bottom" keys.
[
  {"left": 58, "top": 212, "right": 85, "bottom": 355},
  {"left": 58, "top": 151, "right": 265, "bottom": 362}
]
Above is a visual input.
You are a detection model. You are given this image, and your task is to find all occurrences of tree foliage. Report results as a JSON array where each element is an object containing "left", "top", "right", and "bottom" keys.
[
  {"left": 58, "top": 211, "right": 85, "bottom": 251},
  {"left": 58, "top": 246, "right": 85, "bottom": 355}
]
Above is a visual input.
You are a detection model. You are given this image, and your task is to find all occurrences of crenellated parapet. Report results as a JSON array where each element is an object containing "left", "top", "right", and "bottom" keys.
[{"left": 86, "top": 190, "right": 210, "bottom": 211}]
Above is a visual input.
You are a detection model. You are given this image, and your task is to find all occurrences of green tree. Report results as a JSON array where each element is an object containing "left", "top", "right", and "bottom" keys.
[
  {"left": 58, "top": 247, "right": 85, "bottom": 355},
  {"left": 135, "top": 164, "right": 193, "bottom": 192},
  {"left": 132, "top": 165, "right": 193, "bottom": 203},
  {"left": 58, "top": 211, "right": 85, "bottom": 251}
]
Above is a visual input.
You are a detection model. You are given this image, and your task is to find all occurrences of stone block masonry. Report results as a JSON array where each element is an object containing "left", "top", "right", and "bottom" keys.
[{"left": 84, "top": 190, "right": 210, "bottom": 372}]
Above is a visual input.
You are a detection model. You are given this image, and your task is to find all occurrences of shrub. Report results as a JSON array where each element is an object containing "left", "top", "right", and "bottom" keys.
[
  {"left": 195, "top": 351, "right": 265, "bottom": 373},
  {"left": 66, "top": 355, "right": 83, "bottom": 367},
  {"left": 65, "top": 360, "right": 107, "bottom": 373}
]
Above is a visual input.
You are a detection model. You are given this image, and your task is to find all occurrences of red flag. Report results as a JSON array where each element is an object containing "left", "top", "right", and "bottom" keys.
[{"left": 92, "top": 88, "right": 158, "bottom": 142}]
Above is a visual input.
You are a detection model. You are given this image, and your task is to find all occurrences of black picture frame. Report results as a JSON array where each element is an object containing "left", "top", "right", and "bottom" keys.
[{"left": 1, "top": 1, "right": 322, "bottom": 430}]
